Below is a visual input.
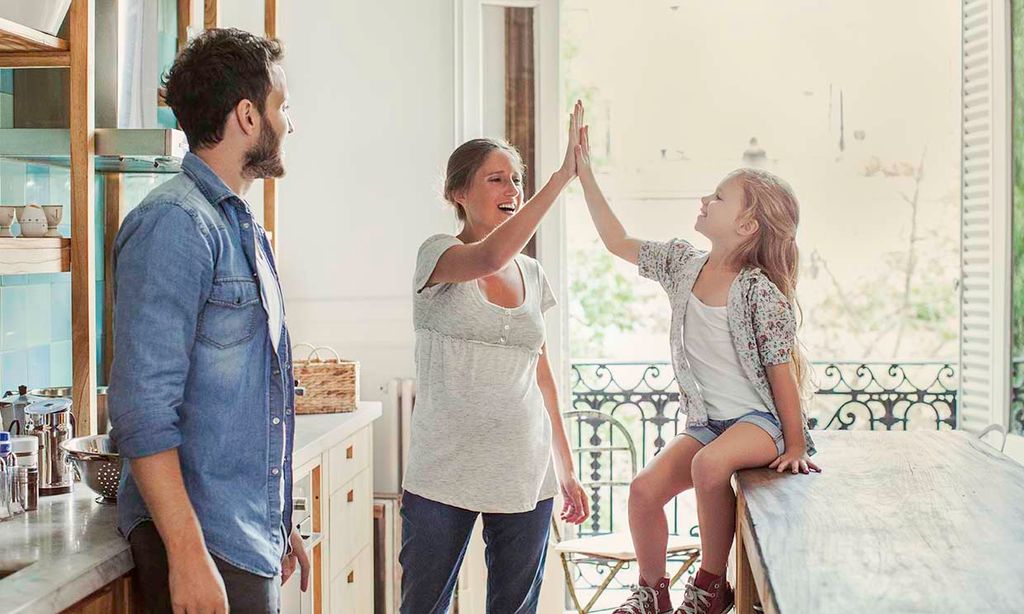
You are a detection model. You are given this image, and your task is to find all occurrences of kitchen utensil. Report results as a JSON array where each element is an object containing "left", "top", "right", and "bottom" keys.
[
  {"left": 24, "top": 398, "right": 74, "bottom": 496},
  {"left": 60, "top": 435, "right": 120, "bottom": 504}
]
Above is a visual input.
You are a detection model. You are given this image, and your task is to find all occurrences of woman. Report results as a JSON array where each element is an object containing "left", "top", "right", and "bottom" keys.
[{"left": 400, "top": 102, "right": 589, "bottom": 614}]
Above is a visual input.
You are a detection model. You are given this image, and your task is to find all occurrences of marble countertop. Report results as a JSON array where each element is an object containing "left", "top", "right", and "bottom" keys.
[{"left": 0, "top": 402, "right": 382, "bottom": 613}]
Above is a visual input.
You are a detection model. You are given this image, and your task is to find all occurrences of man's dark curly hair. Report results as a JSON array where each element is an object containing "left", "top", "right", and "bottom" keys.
[{"left": 163, "top": 28, "right": 284, "bottom": 150}]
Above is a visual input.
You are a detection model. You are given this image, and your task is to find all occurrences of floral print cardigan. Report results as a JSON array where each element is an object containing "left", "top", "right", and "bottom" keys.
[{"left": 638, "top": 238, "right": 816, "bottom": 455}]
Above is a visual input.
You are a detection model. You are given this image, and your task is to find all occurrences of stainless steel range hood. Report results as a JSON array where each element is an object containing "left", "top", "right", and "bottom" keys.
[
  {"left": 1, "top": 0, "right": 189, "bottom": 174},
  {"left": 0, "top": 128, "right": 188, "bottom": 173}
]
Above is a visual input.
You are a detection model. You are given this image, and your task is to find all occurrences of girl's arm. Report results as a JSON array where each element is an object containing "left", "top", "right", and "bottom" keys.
[
  {"left": 537, "top": 343, "right": 590, "bottom": 524},
  {"left": 427, "top": 103, "right": 582, "bottom": 287},
  {"left": 575, "top": 123, "right": 644, "bottom": 265},
  {"left": 766, "top": 363, "right": 821, "bottom": 474}
]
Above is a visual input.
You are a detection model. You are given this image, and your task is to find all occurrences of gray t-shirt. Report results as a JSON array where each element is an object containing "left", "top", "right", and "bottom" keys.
[{"left": 403, "top": 234, "right": 560, "bottom": 513}]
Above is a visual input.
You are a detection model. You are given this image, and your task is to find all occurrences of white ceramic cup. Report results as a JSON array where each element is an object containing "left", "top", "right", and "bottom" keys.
[
  {"left": 41, "top": 205, "right": 64, "bottom": 238},
  {"left": 0, "top": 206, "right": 15, "bottom": 238}
]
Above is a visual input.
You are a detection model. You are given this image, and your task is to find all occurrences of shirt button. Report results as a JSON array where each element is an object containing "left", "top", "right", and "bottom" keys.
[
  {"left": 503, "top": 324, "right": 510, "bottom": 330},
  {"left": 242, "top": 222, "right": 251, "bottom": 229},
  {"left": 273, "top": 368, "right": 280, "bottom": 375},
  {"left": 272, "top": 417, "right": 281, "bottom": 425},
  {"left": 285, "top": 408, "right": 293, "bottom": 415},
  {"left": 500, "top": 337, "right": 506, "bottom": 343},
  {"left": 271, "top": 468, "right": 280, "bottom": 476}
]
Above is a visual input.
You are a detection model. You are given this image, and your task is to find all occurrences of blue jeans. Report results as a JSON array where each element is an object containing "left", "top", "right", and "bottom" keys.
[
  {"left": 682, "top": 409, "right": 786, "bottom": 456},
  {"left": 399, "top": 491, "right": 553, "bottom": 614}
]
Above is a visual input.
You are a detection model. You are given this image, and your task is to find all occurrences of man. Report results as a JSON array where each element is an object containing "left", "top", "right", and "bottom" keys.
[{"left": 108, "top": 28, "right": 306, "bottom": 613}]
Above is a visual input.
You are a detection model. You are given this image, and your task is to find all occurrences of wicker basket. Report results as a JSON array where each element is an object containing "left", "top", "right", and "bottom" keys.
[{"left": 292, "top": 344, "right": 359, "bottom": 414}]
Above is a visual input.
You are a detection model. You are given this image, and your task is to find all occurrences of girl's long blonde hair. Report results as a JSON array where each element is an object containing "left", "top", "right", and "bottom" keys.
[{"left": 729, "top": 168, "right": 811, "bottom": 395}]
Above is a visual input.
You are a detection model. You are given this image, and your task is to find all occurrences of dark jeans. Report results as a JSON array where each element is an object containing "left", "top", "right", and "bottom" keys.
[
  {"left": 399, "top": 491, "right": 553, "bottom": 614},
  {"left": 128, "top": 521, "right": 281, "bottom": 614}
]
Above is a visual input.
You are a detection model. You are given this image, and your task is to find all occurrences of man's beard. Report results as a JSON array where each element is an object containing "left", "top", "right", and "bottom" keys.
[{"left": 242, "top": 120, "right": 285, "bottom": 179}]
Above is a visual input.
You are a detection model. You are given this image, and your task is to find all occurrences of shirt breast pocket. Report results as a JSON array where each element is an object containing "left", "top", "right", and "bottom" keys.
[{"left": 197, "top": 278, "right": 261, "bottom": 349}]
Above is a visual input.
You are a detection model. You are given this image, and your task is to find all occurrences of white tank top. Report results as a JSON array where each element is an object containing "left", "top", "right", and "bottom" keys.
[{"left": 683, "top": 295, "right": 770, "bottom": 421}]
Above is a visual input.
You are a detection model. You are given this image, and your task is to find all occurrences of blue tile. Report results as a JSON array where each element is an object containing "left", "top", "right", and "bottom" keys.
[
  {"left": 95, "top": 281, "right": 104, "bottom": 334},
  {"left": 24, "top": 274, "right": 59, "bottom": 285},
  {"left": 24, "top": 166, "right": 50, "bottom": 204},
  {"left": 0, "top": 70, "right": 12, "bottom": 94},
  {"left": 50, "top": 282, "right": 71, "bottom": 343},
  {"left": 24, "top": 284, "right": 51, "bottom": 347},
  {"left": 0, "top": 92, "right": 13, "bottom": 129},
  {"left": 1, "top": 351, "right": 27, "bottom": 393},
  {"left": 0, "top": 275, "right": 27, "bottom": 287},
  {"left": 1, "top": 285, "right": 27, "bottom": 351},
  {"left": 49, "top": 341, "right": 71, "bottom": 387},
  {"left": 26, "top": 345, "right": 50, "bottom": 389},
  {"left": 97, "top": 334, "right": 106, "bottom": 387},
  {"left": 49, "top": 169, "right": 71, "bottom": 207},
  {"left": 0, "top": 160, "right": 26, "bottom": 204},
  {"left": 96, "top": 334, "right": 104, "bottom": 383}
]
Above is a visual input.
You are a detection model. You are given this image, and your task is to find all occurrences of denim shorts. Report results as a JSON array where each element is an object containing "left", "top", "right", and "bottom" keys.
[{"left": 682, "top": 409, "right": 786, "bottom": 456}]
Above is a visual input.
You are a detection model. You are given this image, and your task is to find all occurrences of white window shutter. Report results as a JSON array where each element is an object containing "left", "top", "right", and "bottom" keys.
[{"left": 960, "top": 0, "right": 1012, "bottom": 433}]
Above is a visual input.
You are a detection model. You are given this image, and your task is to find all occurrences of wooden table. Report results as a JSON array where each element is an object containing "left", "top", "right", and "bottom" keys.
[{"left": 733, "top": 430, "right": 1024, "bottom": 613}]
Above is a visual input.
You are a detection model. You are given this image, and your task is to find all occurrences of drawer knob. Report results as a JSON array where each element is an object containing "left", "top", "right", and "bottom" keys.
[
  {"left": 347, "top": 489, "right": 354, "bottom": 503},
  {"left": 346, "top": 445, "right": 354, "bottom": 459},
  {"left": 347, "top": 571, "right": 355, "bottom": 584}
]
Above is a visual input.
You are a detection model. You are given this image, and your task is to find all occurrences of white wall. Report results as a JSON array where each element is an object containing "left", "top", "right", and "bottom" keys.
[{"left": 274, "top": 0, "right": 457, "bottom": 403}]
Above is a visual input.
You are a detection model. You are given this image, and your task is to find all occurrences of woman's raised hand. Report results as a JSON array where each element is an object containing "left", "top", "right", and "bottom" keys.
[{"left": 557, "top": 100, "right": 584, "bottom": 180}]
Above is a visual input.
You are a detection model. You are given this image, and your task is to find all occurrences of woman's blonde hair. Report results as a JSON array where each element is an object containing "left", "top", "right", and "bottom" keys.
[{"left": 729, "top": 168, "right": 811, "bottom": 395}]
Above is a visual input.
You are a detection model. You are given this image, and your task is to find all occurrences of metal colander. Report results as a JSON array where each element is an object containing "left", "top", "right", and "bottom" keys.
[{"left": 60, "top": 435, "right": 121, "bottom": 504}]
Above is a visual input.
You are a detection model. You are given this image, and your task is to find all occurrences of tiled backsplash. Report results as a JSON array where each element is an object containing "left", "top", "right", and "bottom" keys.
[{"left": 0, "top": 161, "right": 103, "bottom": 392}]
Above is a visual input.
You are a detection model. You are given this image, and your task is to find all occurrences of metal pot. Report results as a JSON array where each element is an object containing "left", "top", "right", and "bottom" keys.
[{"left": 24, "top": 398, "right": 74, "bottom": 496}]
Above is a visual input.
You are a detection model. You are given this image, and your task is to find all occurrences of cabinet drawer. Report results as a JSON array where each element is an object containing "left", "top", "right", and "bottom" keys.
[
  {"left": 330, "top": 545, "right": 373, "bottom": 614},
  {"left": 328, "top": 469, "right": 372, "bottom": 578},
  {"left": 328, "top": 428, "right": 371, "bottom": 495}
]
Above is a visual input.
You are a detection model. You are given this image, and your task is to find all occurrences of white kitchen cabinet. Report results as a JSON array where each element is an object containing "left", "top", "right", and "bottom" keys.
[
  {"left": 283, "top": 405, "right": 382, "bottom": 614},
  {"left": 330, "top": 546, "right": 374, "bottom": 614}
]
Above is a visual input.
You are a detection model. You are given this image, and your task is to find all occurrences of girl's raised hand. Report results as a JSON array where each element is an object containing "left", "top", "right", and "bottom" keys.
[{"left": 575, "top": 121, "right": 595, "bottom": 184}]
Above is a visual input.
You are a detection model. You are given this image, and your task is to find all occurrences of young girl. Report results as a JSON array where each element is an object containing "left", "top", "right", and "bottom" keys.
[{"left": 573, "top": 112, "right": 820, "bottom": 614}]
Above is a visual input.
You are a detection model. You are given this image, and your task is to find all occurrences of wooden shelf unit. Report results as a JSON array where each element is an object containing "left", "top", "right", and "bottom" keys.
[
  {"left": 0, "top": 237, "right": 72, "bottom": 274},
  {"left": 0, "top": 1, "right": 97, "bottom": 434},
  {"left": 0, "top": 16, "right": 70, "bottom": 67}
]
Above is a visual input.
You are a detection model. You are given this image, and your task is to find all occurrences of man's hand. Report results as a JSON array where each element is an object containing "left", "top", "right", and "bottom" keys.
[
  {"left": 281, "top": 528, "right": 311, "bottom": 591},
  {"left": 168, "top": 549, "right": 229, "bottom": 614}
]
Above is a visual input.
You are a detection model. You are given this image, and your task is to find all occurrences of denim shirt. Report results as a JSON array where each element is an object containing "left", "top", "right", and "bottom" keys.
[
  {"left": 108, "top": 153, "right": 296, "bottom": 577},
  {"left": 638, "top": 238, "right": 816, "bottom": 455}
]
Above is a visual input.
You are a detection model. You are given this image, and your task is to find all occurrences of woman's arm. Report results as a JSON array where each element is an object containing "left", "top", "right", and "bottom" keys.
[
  {"left": 575, "top": 123, "right": 644, "bottom": 265},
  {"left": 537, "top": 343, "right": 590, "bottom": 524},
  {"left": 426, "top": 103, "right": 582, "bottom": 287},
  {"left": 765, "top": 362, "right": 820, "bottom": 474}
]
